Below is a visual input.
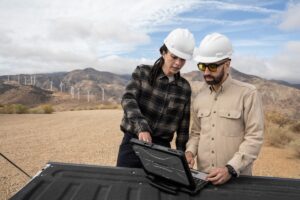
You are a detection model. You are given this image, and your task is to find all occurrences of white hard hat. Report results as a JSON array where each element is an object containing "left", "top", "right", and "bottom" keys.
[
  {"left": 164, "top": 28, "right": 195, "bottom": 60},
  {"left": 194, "top": 32, "right": 233, "bottom": 63}
]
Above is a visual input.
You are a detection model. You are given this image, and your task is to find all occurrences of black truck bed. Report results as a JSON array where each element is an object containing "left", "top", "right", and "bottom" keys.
[{"left": 10, "top": 162, "right": 300, "bottom": 200}]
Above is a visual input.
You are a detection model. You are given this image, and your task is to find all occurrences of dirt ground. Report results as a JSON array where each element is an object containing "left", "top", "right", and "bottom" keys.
[{"left": 1, "top": 110, "right": 300, "bottom": 199}]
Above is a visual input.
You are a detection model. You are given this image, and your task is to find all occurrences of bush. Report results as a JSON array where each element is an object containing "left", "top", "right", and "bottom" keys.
[
  {"left": 266, "top": 111, "right": 292, "bottom": 128},
  {"left": 0, "top": 104, "right": 14, "bottom": 114},
  {"left": 0, "top": 104, "right": 54, "bottom": 114},
  {"left": 289, "top": 139, "right": 300, "bottom": 158},
  {"left": 29, "top": 107, "right": 44, "bottom": 114},
  {"left": 98, "top": 103, "right": 121, "bottom": 110},
  {"left": 14, "top": 104, "right": 29, "bottom": 114},
  {"left": 290, "top": 122, "right": 300, "bottom": 134},
  {"left": 0, "top": 104, "right": 29, "bottom": 114},
  {"left": 41, "top": 104, "right": 54, "bottom": 114},
  {"left": 267, "top": 126, "right": 293, "bottom": 148}
]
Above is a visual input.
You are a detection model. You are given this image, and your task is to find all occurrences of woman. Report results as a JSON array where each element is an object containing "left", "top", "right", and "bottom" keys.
[{"left": 117, "top": 28, "right": 195, "bottom": 168}]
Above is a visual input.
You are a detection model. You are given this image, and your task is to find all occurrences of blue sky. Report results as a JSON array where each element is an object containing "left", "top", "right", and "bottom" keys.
[{"left": 0, "top": 0, "right": 300, "bottom": 83}]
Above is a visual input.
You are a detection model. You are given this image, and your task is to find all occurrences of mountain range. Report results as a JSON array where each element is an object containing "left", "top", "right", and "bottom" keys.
[{"left": 0, "top": 67, "right": 299, "bottom": 119}]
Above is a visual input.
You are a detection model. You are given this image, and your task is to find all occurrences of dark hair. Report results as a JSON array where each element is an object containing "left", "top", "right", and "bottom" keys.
[
  {"left": 148, "top": 44, "right": 181, "bottom": 86},
  {"left": 149, "top": 44, "right": 170, "bottom": 86}
]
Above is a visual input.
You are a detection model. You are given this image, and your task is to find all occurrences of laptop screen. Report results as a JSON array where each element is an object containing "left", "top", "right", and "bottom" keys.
[{"left": 131, "top": 139, "right": 192, "bottom": 187}]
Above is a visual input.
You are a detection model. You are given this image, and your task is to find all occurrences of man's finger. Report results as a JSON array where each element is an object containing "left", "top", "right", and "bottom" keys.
[{"left": 207, "top": 170, "right": 218, "bottom": 178}]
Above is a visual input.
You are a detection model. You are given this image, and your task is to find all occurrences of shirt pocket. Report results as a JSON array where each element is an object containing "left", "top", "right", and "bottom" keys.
[
  {"left": 197, "top": 109, "right": 211, "bottom": 133},
  {"left": 218, "top": 109, "right": 243, "bottom": 137}
]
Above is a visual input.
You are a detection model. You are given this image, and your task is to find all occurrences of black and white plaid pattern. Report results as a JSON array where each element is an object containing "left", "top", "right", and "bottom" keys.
[{"left": 120, "top": 65, "right": 191, "bottom": 151}]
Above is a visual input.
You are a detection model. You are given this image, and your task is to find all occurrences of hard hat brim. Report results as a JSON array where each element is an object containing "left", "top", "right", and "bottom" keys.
[
  {"left": 193, "top": 55, "right": 230, "bottom": 63},
  {"left": 165, "top": 43, "right": 192, "bottom": 60}
]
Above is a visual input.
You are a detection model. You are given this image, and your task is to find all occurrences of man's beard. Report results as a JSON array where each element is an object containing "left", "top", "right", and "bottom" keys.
[{"left": 203, "top": 67, "right": 225, "bottom": 85}]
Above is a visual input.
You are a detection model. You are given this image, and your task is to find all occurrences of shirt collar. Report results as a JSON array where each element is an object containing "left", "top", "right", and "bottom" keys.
[
  {"left": 221, "top": 74, "right": 232, "bottom": 91},
  {"left": 157, "top": 68, "right": 182, "bottom": 86}
]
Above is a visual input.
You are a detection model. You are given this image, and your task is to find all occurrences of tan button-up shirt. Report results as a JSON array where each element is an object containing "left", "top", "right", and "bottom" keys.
[{"left": 186, "top": 75, "right": 264, "bottom": 176}]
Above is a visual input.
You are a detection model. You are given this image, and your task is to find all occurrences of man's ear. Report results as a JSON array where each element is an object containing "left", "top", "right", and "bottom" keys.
[{"left": 225, "top": 60, "right": 231, "bottom": 69}]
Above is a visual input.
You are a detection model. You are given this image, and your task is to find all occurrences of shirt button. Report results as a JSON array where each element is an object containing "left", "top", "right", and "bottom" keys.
[
  {"left": 214, "top": 98, "right": 217, "bottom": 101},
  {"left": 211, "top": 150, "right": 214, "bottom": 154},
  {"left": 211, "top": 137, "right": 214, "bottom": 140},
  {"left": 228, "top": 113, "right": 230, "bottom": 116},
  {"left": 212, "top": 124, "right": 215, "bottom": 127},
  {"left": 212, "top": 164, "right": 215, "bottom": 167},
  {"left": 201, "top": 113, "right": 203, "bottom": 116},
  {"left": 213, "top": 111, "right": 216, "bottom": 113}
]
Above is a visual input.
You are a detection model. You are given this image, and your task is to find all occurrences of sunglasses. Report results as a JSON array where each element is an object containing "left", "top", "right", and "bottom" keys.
[{"left": 197, "top": 60, "right": 228, "bottom": 72}]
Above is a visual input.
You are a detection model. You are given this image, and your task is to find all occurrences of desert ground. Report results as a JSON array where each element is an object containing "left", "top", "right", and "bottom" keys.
[{"left": 1, "top": 110, "right": 300, "bottom": 199}]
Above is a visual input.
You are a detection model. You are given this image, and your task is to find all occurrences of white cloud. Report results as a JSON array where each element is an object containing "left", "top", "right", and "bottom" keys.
[
  {"left": 0, "top": 54, "right": 154, "bottom": 75},
  {"left": 95, "top": 56, "right": 154, "bottom": 74},
  {"left": 232, "top": 41, "right": 300, "bottom": 83},
  {"left": 196, "top": 1, "right": 281, "bottom": 14},
  {"left": 174, "top": 17, "right": 268, "bottom": 27},
  {"left": 279, "top": 2, "right": 300, "bottom": 31},
  {"left": 267, "top": 41, "right": 300, "bottom": 83},
  {"left": 0, "top": 0, "right": 299, "bottom": 84},
  {"left": 234, "top": 40, "right": 274, "bottom": 47},
  {"left": 231, "top": 55, "right": 269, "bottom": 78},
  {"left": 0, "top": 0, "right": 197, "bottom": 75}
]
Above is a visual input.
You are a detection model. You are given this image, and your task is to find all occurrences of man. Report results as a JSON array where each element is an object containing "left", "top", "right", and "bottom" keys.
[
  {"left": 185, "top": 33, "right": 264, "bottom": 185},
  {"left": 117, "top": 28, "right": 195, "bottom": 168}
]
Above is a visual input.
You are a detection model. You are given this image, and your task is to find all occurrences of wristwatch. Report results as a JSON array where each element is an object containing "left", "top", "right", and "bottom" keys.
[{"left": 226, "top": 164, "right": 237, "bottom": 177}]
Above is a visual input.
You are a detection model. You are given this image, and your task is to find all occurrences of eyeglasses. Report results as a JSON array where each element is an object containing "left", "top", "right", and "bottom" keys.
[{"left": 197, "top": 60, "right": 228, "bottom": 72}]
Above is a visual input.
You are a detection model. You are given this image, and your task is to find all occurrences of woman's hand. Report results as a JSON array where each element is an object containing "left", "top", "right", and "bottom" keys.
[{"left": 138, "top": 131, "right": 152, "bottom": 143}]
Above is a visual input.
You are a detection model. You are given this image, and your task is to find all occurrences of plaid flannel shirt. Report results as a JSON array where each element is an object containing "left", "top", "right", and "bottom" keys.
[{"left": 120, "top": 65, "right": 191, "bottom": 151}]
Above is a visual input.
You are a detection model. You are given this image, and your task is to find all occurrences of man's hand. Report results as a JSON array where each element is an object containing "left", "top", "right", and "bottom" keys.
[
  {"left": 207, "top": 167, "right": 232, "bottom": 185},
  {"left": 138, "top": 131, "right": 152, "bottom": 143},
  {"left": 185, "top": 151, "right": 195, "bottom": 168}
]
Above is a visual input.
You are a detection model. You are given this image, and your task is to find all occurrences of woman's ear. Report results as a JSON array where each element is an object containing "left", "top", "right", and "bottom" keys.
[{"left": 162, "top": 51, "right": 167, "bottom": 59}]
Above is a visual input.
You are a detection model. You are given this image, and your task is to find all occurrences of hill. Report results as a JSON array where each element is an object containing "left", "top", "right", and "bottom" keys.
[
  {"left": 0, "top": 82, "right": 52, "bottom": 106},
  {"left": 0, "top": 67, "right": 299, "bottom": 119},
  {"left": 182, "top": 68, "right": 300, "bottom": 119},
  {"left": 0, "top": 68, "right": 130, "bottom": 106}
]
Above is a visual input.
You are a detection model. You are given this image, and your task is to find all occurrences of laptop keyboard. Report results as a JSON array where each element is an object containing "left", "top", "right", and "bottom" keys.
[{"left": 193, "top": 177, "right": 207, "bottom": 189}]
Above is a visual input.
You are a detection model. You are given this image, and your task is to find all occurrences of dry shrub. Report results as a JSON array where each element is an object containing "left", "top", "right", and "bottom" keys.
[
  {"left": 29, "top": 107, "right": 44, "bottom": 114},
  {"left": 98, "top": 103, "right": 121, "bottom": 110},
  {"left": 289, "top": 121, "right": 300, "bottom": 134},
  {"left": 267, "top": 126, "right": 293, "bottom": 148},
  {"left": 41, "top": 104, "right": 54, "bottom": 114},
  {"left": 0, "top": 104, "right": 14, "bottom": 114},
  {"left": 0, "top": 104, "right": 13, "bottom": 114},
  {"left": 289, "top": 139, "right": 300, "bottom": 158},
  {"left": 28, "top": 104, "right": 54, "bottom": 114},
  {"left": 0, "top": 104, "right": 28, "bottom": 114},
  {"left": 15, "top": 104, "right": 29, "bottom": 114},
  {"left": 266, "top": 111, "right": 292, "bottom": 128}
]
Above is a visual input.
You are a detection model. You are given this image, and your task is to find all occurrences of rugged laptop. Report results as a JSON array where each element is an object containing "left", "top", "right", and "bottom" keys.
[{"left": 130, "top": 138, "right": 208, "bottom": 194}]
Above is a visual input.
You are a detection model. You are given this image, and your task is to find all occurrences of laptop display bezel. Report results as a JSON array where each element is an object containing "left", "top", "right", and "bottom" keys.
[{"left": 130, "top": 138, "right": 197, "bottom": 190}]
